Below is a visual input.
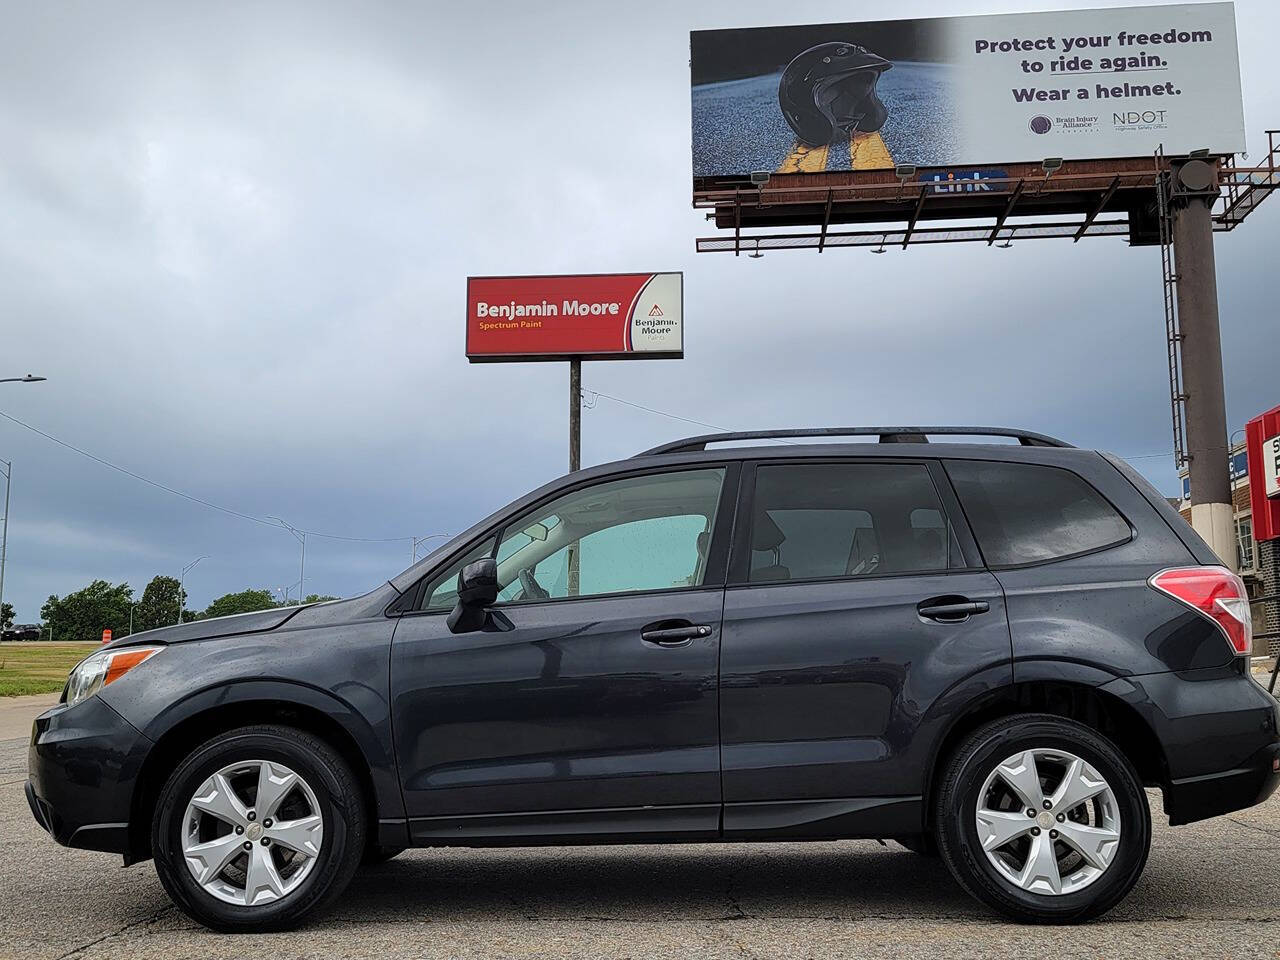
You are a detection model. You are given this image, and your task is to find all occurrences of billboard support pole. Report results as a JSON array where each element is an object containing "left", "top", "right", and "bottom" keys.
[{"left": 1170, "top": 158, "right": 1236, "bottom": 571}]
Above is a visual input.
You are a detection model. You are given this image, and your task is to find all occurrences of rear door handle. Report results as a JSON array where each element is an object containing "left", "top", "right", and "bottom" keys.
[
  {"left": 917, "top": 599, "right": 990, "bottom": 623},
  {"left": 641, "top": 623, "right": 712, "bottom": 646}
]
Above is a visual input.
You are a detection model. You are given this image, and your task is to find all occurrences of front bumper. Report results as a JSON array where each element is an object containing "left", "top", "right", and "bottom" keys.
[{"left": 25, "top": 695, "right": 153, "bottom": 857}]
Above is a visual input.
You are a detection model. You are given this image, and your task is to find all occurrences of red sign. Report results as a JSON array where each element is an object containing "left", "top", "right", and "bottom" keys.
[
  {"left": 1245, "top": 403, "right": 1280, "bottom": 542},
  {"left": 466, "top": 273, "right": 683, "bottom": 362},
  {"left": 101, "top": 629, "right": 112, "bottom": 644}
]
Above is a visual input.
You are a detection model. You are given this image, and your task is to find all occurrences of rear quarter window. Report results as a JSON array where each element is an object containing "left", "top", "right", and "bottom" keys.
[{"left": 945, "top": 460, "right": 1131, "bottom": 567}]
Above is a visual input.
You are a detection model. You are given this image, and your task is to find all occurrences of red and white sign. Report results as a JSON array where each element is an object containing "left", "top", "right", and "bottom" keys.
[
  {"left": 466, "top": 273, "right": 682, "bottom": 362},
  {"left": 1245, "top": 404, "right": 1280, "bottom": 542}
]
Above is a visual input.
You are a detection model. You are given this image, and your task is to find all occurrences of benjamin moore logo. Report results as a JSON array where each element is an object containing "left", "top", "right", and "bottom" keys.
[
  {"left": 647, "top": 304, "right": 664, "bottom": 317},
  {"left": 1029, "top": 115, "right": 1052, "bottom": 134}
]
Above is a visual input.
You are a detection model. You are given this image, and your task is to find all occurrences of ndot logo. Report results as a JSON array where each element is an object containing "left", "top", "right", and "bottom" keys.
[
  {"left": 1113, "top": 110, "right": 1169, "bottom": 126},
  {"left": 1029, "top": 115, "right": 1052, "bottom": 134}
]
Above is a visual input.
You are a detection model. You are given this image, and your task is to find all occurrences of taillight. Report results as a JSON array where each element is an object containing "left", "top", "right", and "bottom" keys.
[{"left": 1149, "top": 566, "right": 1253, "bottom": 656}]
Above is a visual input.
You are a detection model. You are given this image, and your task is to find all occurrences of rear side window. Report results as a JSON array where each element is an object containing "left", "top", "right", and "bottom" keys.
[
  {"left": 945, "top": 460, "right": 1130, "bottom": 567},
  {"left": 747, "top": 462, "right": 962, "bottom": 583}
]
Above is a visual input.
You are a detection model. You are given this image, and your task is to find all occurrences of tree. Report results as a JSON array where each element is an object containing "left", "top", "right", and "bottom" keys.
[
  {"left": 134, "top": 575, "right": 186, "bottom": 633},
  {"left": 203, "top": 589, "right": 277, "bottom": 620},
  {"left": 1, "top": 601, "right": 12, "bottom": 631},
  {"left": 301, "top": 594, "right": 340, "bottom": 604},
  {"left": 40, "top": 581, "right": 133, "bottom": 642}
]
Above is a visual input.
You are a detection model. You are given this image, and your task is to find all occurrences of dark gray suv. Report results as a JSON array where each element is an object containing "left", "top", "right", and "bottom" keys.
[{"left": 26, "top": 427, "right": 1279, "bottom": 930}]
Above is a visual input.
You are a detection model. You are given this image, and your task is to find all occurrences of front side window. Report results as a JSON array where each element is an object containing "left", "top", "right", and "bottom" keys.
[
  {"left": 489, "top": 468, "right": 727, "bottom": 604},
  {"left": 945, "top": 460, "right": 1131, "bottom": 567},
  {"left": 747, "top": 462, "right": 959, "bottom": 583},
  {"left": 419, "top": 537, "right": 496, "bottom": 611}
]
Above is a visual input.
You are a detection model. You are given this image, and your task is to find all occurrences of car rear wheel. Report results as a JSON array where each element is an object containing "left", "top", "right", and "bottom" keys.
[
  {"left": 152, "top": 724, "right": 365, "bottom": 932},
  {"left": 934, "top": 714, "right": 1150, "bottom": 923}
]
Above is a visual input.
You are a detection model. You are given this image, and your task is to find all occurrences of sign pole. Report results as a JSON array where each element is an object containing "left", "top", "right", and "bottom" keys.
[
  {"left": 568, "top": 359, "right": 582, "bottom": 596},
  {"left": 569, "top": 359, "right": 581, "bottom": 473}
]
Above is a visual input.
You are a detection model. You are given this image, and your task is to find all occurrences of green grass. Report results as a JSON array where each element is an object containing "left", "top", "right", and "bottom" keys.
[{"left": 0, "top": 642, "right": 98, "bottom": 697}]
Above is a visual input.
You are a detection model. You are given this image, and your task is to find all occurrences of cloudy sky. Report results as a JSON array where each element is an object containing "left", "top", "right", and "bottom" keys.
[{"left": 2, "top": 0, "right": 1277, "bottom": 622}]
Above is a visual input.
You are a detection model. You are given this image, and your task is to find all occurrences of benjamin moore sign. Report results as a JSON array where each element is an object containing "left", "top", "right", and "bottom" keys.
[
  {"left": 691, "top": 2, "right": 1245, "bottom": 177},
  {"left": 466, "top": 273, "right": 683, "bottom": 362}
]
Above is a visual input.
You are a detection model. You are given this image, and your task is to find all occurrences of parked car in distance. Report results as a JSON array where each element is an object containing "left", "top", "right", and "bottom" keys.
[
  {"left": 26, "top": 426, "right": 1279, "bottom": 930},
  {"left": 2, "top": 624, "right": 42, "bottom": 642}
]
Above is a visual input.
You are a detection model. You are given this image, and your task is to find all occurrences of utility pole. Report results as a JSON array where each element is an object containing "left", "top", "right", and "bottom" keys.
[
  {"left": 0, "top": 460, "right": 9, "bottom": 632},
  {"left": 1170, "top": 157, "right": 1236, "bottom": 570},
  {"left": 269, "top": 517, "right": 306, "bottom": 605}
]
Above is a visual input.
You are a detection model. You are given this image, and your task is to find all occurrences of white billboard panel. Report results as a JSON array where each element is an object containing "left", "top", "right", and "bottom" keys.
[{"left": 691, "top": 3, "right": 1245, "bottom": 176}]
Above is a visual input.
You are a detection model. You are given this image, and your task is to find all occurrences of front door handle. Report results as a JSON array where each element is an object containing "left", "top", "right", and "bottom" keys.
[
  {"left": 917, "top": 598, "right": 990, "bottom": 623},
  {"left": 641, "top": 622, "right": 712, "bottom": 646}
]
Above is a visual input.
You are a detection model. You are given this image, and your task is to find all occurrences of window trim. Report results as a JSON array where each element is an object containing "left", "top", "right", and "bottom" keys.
[
  {"left": 728, "top": 457, "right": 979, "bottom": 588},
  {"left": 392, "top": 461, "right": 741, "bottom": 617},
  {"left": 941, "top": 457, "right": 1136, "bottom": 571}
]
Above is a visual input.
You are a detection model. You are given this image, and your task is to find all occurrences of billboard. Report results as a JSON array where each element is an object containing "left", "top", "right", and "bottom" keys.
[
  {"left": 691, "top": 2, "right": 1244, "bottom": 178},
  {"left": 466, "top": 273, "right": 682, "bottom": 362}
]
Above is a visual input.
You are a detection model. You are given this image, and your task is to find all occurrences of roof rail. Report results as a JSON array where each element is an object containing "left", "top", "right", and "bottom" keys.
[{"left": 636, "top": 426, "right": 1073, "bottom": 457}]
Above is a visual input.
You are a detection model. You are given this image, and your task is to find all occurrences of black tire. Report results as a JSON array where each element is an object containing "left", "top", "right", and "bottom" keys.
[
  {"left": 152, "top": 724, "right": 366, "bottom": 932},
  {"left": 361, "top": 845, "right": 406, "bottom": 866},
  {"left": 934, "top": 714, "right": 1150, "bottom": 924},
  {"left": 894, "top": 834, "right": 939, "bottom": 857}
]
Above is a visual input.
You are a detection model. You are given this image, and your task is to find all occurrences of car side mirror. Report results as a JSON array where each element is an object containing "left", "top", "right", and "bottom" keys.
[{"left": 447, "top": 558, "right": 498, "bottom": 634}]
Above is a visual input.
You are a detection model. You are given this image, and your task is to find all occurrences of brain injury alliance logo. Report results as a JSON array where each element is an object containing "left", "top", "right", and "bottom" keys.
[{"left": 1029, "top": 115, "right": 1053, "bottom": 135}]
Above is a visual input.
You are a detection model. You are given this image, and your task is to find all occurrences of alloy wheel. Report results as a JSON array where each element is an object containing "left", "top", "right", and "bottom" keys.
[
  {"left": 974, "top": 748, "right": 1122, "bottom": 896},
  {"left": 181, "top": 759, "right": 325, "bottom": 906}
]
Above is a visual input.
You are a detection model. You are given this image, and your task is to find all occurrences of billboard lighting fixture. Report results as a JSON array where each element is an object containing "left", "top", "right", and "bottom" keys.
[
  {"left": 748, "top": 239, "right": 764, "bottom": 259},
  {"left": 1041, "top": 157, "right": 1064, "bottom": 173},
  {"left": 1189, "top": 147, "right": 1210, "bottom": 157},
  {"left": 997, "top": 240, "right": 1013, "bottom": 249},
  {"left": 894, "top": 164, "right": 917, "bottom": 181},
  {"left": 749, "top": 170, "right": 771, "bottom": 187}
]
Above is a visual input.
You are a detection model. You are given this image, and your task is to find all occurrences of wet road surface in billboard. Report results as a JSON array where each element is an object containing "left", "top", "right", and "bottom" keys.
[{"left": 692, "top": 61, "right": 958, "bottom": 176}]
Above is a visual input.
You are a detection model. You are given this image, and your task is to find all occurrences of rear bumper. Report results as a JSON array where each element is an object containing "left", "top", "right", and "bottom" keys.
[
  {"left": 1165, "top": 740, "right": 1280, "bottom": 825},
  {"left": 1104, "top": 668, "right": 1280, "bottom": 825},
  {"left": 25, "top": 696, "right": 152, "bottom": 857}
]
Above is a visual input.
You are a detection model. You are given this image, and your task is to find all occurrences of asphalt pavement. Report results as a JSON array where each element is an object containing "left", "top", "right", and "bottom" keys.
[{"left": 5, "top": 724, "right": 1280, "bottom": 958}]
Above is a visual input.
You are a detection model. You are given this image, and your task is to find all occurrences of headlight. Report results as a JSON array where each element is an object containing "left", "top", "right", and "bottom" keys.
[{"left": 65, "top": 646, "right": 163, "bottom": 706}]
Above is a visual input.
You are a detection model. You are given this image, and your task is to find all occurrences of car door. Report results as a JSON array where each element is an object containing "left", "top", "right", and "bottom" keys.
[
  {"left": 718, "top": 458, "right": 1011, "bottom": 838},
  {"left": 390, "top": 463, "right": 738, "bottom": 843}
]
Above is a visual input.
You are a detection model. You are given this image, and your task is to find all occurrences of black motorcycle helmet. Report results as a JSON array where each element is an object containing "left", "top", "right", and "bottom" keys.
[{"left": 778, "top": 42, "right": 892, "bottom": 147}]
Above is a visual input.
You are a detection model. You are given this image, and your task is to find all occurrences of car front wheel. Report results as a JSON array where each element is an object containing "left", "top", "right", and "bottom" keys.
[
  {"left": 151, "top": 724, "right": 366, "bottom": 932},
  {"left": 934, "top": 714, "right": 1151, "bottom": 923}
]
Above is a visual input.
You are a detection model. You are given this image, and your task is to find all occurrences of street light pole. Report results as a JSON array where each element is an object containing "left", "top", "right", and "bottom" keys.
[
  {"left": 0, "top": 375, "right": 43, "bottom": 632},
  {"left": 269, "top": 517, "right": 306, "bottom": 605},
  {"left": 0, "top": 460, "right": 9, "bottom": 633},
  {"left": 412, "top": 533, "right": 450, "bottom": 563},
  {"left": 177, "top": 556, "right": 207, "bottom": 624}
]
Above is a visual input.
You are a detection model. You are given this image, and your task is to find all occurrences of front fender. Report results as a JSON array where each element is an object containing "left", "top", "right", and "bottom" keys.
[{"left": 132, "top": 677, "right": 403, "bottom": 823}]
